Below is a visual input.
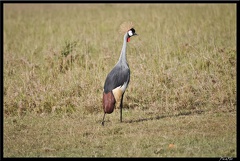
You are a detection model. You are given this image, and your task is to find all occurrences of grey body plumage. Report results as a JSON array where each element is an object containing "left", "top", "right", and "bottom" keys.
[{"left": 103, "top": 63, "right": 130, "bottom": 93}]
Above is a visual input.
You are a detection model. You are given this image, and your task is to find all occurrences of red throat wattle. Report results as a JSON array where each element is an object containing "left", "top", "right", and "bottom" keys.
[{"left": 127, "top": 37, "right": 130, "bottom": 42}]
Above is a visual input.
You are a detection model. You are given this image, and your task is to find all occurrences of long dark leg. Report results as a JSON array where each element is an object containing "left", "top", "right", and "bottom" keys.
[
  {"left": 120, "top": 93, "right": 124, "bottom": 122},
  {"left": 102, "top": 113, "right": 106, "bottom": 126}
]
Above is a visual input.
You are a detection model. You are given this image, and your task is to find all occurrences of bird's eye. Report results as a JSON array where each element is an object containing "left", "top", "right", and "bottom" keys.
[{"left": 128, "top": 30, "right": 133, "bottom": 36}]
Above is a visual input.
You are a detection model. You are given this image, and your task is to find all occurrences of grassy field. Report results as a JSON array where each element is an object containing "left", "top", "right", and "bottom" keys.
[{"left": 3, "top": 3, "right": 236, "bottom": 157}]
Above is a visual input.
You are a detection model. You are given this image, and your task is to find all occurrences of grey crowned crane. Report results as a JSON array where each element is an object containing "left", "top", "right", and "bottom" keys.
[{"left": 102, "top": 27, "right": 137, "bottom": 126}]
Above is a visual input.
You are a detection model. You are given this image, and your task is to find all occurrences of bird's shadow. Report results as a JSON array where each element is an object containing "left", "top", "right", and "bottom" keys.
[{"left": 123, "top": 110, "right": 205, "bottom": 124}]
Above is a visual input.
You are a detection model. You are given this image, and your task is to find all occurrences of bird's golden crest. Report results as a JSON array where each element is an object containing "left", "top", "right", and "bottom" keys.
[{"left": 119, "top": 21, "right": 134, "bottom": 35}]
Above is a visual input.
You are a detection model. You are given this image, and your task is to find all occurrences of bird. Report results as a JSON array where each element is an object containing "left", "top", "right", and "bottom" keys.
[{"left": 102, "top": 26, "right": 137, "bottom": 126}]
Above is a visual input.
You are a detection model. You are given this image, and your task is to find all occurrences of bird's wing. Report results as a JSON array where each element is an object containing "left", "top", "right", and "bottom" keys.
[{"left": 103, "top": 65, "right": 130, "bottom": 93}]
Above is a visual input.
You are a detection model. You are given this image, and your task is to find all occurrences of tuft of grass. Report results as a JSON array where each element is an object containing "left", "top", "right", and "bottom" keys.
[
  {"left": 60, "top": 40, "right": 79, "bottom": 72},
  {"left": 61, "top": 40, "right": 78, "bottom": 57},
  {"left": 3, "top": 3, "right": 236, "bottom": 157}
]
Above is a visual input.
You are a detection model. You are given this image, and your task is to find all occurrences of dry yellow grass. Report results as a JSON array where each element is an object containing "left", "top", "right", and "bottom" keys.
[{"left": 3, "top": 3, "right": 236, "bottom": 157}]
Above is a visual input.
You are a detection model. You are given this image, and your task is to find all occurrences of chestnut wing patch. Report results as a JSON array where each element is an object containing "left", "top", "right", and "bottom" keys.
[{"left": 103, "top": 91, "right": 116, "bottom": 114}]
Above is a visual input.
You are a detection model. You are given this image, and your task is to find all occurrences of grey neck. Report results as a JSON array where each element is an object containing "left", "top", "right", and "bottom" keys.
[{"left": 118, "top": 33, "right": 129, "bottom": 64}]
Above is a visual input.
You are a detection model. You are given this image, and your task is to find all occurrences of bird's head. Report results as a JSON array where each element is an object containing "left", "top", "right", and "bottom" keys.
[{"left": 127, "top": 28, "right": 137, "bottom": 42}]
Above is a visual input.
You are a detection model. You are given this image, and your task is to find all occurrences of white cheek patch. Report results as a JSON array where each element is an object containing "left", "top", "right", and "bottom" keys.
[{"left": 128, "top": 30, "right": 133, "bottom": 36}]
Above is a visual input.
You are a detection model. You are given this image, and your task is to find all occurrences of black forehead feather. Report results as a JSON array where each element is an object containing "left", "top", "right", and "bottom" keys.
[{"left": 130, "top": 28, "right": 135, "bottom": 33}]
